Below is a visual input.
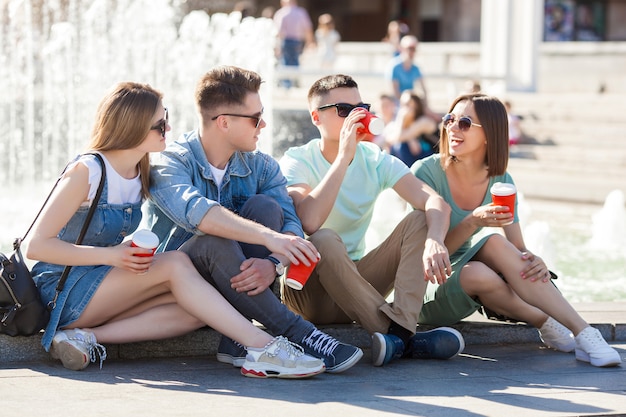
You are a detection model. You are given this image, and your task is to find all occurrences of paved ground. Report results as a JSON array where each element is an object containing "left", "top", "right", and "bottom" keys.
[
  {"left": 2, "top": 343, "right": 625, "bottom": 417},
  {"left": 2, "top": 303, "right": 625, "bottom": 417}
]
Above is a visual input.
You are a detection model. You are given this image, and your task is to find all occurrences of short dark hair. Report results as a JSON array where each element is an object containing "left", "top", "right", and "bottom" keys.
[
  {"left": 307, "top": 74, "right": 359, "bottom": 105},
  {"left": 440, "top": 93, "right": 509, "bottom": 177},
  {"left": 195, "top": 65, "right": 262, "bottom": 121}
]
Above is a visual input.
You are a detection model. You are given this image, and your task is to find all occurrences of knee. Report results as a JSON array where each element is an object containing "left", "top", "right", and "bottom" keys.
[
  {"left": 240, "top": 194, "right": 283, "bottom": 230},
  {"left": 182, "top": 234, "right": 240, "bottom": 258},
  {"left": 482, "top": 233, "right": 514, "bottom": 253},
  {"left": 309, "top": 228, "right": 344, "bottom": 257},
  {"left": 159, "top": 250, "right": 196, "bottom": 275},
  {"left": 459, "top": 262, "right": 504, "bottom": 294}
]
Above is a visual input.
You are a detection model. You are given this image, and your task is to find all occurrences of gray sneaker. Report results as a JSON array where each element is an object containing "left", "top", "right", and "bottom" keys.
[
  {"left": 50, "top": 328, "right": 107, "bottom": 370},
  {"left": 241, "top": 336, "right": 325, "bottom": 379},
  {"left": 216, "top": 336, "right": 247, "bottom": 367}
]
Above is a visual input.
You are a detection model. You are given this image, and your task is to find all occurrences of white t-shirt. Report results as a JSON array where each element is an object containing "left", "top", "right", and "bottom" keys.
[{"left": 66, "top": 153, "right": 142, "bottom": 205}]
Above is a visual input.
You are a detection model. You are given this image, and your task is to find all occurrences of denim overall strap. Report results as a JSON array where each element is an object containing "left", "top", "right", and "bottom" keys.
[{"left": 48, "top": 153, "right": 106, "bottom": 310}]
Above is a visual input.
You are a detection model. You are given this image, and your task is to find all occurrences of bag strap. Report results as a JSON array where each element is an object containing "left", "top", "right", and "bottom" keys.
[
  {"left": 17, "top": 153, "right": 106, "bottom": 247},
  {"left": 47, "top": 153, "right": 107, "bottom": 310},
  {"left": 13, "top": 152, "right": 107, "bottom": 310}
]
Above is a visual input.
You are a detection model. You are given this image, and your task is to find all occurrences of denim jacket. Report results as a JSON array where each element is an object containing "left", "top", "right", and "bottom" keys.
[{"left": 144, "top": 129, "right": 304, "bottom": 252}]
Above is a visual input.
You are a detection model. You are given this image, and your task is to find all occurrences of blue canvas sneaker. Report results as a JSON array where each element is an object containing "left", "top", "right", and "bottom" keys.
[
  {"left": 216, "top": 336, "right": 247, "bottom": 367},
  {"left": 371, "top": 332, "right": 405, "bottom": 366},
  {"left": 407, "top": 327, "right": 465, "bottom": 359},
  {"left": 300, "top": 329, "right": 363, "bottom": 373}
]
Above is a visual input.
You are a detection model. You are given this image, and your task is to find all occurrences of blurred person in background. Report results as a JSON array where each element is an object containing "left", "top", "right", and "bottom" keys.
[
  {"left": 385, "top": 91, "right": 438, "bottom": 167},
  {"left": 382, "top": 20, "right": 410, "bottom": 57},
  {"left": 273, "top": 0, "right": 314, "bottom": 88},
  {"left": 315, "top": 13, "right": 341, "bottom": 70}
]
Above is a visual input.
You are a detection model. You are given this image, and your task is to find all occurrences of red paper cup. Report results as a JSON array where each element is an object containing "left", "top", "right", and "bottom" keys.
[
  {"left": 356, "top": 110, "right": 384, "bottom": 138},
  {"left": 285, "top": 257, "right": 319, "bottom": 290},
  {"left": 131, "top": 229, "right": 159, "bottom": 257},
  {"left": 490, "top": 182, "right": 516, "bottom": 217}
]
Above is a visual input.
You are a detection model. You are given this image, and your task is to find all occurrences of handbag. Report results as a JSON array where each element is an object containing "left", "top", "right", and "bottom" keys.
[{"left": 0, "top": 153, "right": 106, "bottom": 336}]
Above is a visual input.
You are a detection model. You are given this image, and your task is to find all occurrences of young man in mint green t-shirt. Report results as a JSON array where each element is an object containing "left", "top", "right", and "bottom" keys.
[{"left": 279, "top": 74, "right": 465, "bottom": 367}]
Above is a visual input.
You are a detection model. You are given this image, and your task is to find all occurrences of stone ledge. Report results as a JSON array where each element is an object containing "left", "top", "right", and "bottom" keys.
[{"left": 2, "top": 320, "right": 624, "bottom": 364}]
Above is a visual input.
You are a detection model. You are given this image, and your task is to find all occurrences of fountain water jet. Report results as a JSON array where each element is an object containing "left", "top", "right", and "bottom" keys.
[
  {"left": 1, "top": 0, "right": 277, "bottom": 185},
  {"left": 588, "top": 189, "right": 626, "bottom": 256}
]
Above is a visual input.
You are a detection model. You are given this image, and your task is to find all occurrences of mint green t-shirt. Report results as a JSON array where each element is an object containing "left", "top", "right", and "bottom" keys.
[
  {"left": 280, "top": 139, "right": 409, "bottom": 260},
  {"left": 411, "top": 154, "right": 519, "bottom": 260}
]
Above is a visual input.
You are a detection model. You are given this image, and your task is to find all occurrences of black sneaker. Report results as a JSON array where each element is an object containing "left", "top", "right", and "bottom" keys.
[
  {"left": 216, "top": 336, "right": 247, "bottom": 367},
  {"left": 407, "top": 327, "right": 465, "bottom": 359},
  {"left": 300, "top": 329, "right": 363, "bottom": 373}
]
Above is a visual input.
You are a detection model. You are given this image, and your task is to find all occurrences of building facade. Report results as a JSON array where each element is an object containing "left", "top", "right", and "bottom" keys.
[{"left": 193, "top": 0, "right": 626, "bottom": 42}]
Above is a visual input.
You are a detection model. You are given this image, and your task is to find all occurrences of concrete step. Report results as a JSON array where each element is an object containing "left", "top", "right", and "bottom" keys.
[
  {"left": 511, "top": 144, "right": 626, "bottom": 167},
  {"left": 508, "top": 156, "right": 626, "bottom": 204},
  {"left": 3, "top": 303, "right": 625, "bottom": 364}
]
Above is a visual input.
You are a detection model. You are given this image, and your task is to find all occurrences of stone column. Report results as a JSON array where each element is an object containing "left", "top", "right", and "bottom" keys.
[{"left": 480, "top": 0, "right": 543, "bottom": 93}]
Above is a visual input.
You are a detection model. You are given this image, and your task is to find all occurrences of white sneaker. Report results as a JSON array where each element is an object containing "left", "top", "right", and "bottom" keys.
[
  {"left": 241, "top": 336, "right": 325, "bottom": 379},
  {"left": 575, "top": 326, "right": 622, "bottom": 367},
  {"left": 538, "top": 317, "right": 575, "bottom": 352},
  {"left": 50, "top": 329, "right": 107, "bottom": 370}
]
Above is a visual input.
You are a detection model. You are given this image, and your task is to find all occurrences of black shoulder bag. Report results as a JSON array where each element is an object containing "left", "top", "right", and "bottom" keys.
[{"left": 0, "top": 153, "right": 106, "bottom": 336}]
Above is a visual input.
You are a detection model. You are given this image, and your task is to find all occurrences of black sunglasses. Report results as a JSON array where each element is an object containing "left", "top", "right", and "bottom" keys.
[
  {"left": 211, "top": 112, "right": 263, "bottom": 129},
  {"left": 150, "top": 108, "right": 168, "bottom": 137},
  {"left": 317, "top": 102, "right": 371, "bottom": 118},
  {"left": 442, "top": 113, "right": 482, "bottom": 132}
]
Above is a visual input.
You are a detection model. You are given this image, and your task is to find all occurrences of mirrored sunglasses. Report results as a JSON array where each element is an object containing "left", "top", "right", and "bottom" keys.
[{"left": 441, "top": 113, "right": 482, "bottom": 132}]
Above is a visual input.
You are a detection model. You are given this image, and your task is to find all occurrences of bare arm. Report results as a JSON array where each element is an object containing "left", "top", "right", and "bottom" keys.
[
  {"left": 197, "top": 205, "right": 317, "bottom": 267},
  {"left": 386, "top": 115, "right": 437, "bottom": 146},
  {"left": 444, "top": 203, "right": 549, "bottom": 282},
  {"left": 392, "top": 79, "right": 401, "bottom": 100},
  {"left": 444, "top": 203, "right": 513, "bottom": 255},
  {"left": 288, "top": 110, "right": 362, "bottom": 235},
  {"left": 393, "top": 174, "right": 452, "bottom": 282},
  {"left": 25, "top": 163, "right": 153, "bottom": 274},
  {"left": 503, "top": 222, "right": 551, "bottom": 283},
  {"left": 416, "top": 77, "right": 428, "bottom": 105}
]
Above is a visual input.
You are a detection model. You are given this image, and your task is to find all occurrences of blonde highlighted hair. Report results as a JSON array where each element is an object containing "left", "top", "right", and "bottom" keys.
[{"left": 88, "top": 81, "right": 163, "bottom": 198}]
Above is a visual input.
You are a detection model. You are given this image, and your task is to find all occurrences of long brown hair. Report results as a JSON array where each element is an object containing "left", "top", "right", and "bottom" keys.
[
  {"left": 439, "top": 93, "right": 509, "bottom": 177},
  {"left": 88, "top": 82, "right": 163, "bottom": 198}
]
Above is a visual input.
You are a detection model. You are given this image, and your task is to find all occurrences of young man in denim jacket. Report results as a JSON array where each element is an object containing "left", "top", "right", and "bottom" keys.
[{"left": 143, "top": 66, "right": 362, "bottom": 373}]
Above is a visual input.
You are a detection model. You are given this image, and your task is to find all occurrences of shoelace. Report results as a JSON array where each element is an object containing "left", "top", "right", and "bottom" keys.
[
  {"left": 301, "top": 329, "right": 339, "bottom": 356},
  {"left": 265, "top": 336, "right": 304, "bottom": 359},
  {"left": 276, "top": 336, "right": 305, "bottom": 358},
  {"left": 70, "top": 334, "right": 107, "bottom": 369}
]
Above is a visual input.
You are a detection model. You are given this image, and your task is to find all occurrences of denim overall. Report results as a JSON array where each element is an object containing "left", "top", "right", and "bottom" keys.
[{"left": 31, "top": 155, "right": 142, "bottom": 351}]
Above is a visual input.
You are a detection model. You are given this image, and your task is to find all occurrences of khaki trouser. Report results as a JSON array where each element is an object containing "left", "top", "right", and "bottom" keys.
[{"left": 282, "top": 210, "right": 429, "bottom": 335}]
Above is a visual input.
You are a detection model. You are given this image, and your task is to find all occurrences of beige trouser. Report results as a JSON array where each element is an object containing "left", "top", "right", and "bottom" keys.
[{"left": 282, "top": 210, "right": 429, "bottom": 335}]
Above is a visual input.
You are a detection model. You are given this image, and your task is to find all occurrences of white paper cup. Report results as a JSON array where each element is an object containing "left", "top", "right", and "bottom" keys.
[{"left": 131, "top": 229, "right": 159, "bottom": 256}]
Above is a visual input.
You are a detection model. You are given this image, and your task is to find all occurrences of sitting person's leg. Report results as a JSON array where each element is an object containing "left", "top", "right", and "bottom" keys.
[
  {"left": 284, "top": 228, "right": 390, "bottom": 334},
  {"left": 179, "top": 227, "right": 363, "bottom": 373},
  {"left": 359, "top": 211, "right": 464, "bottom": 366},
  {"left": 238, "top": 194, "right": 283, "bottom": 259},
  {"left": 474, "top": 234, "right": 621, "bottom": 367}
]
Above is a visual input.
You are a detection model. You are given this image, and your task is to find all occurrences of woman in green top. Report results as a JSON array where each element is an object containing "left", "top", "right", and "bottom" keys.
[{"left": 412, "top": 93, "right": 620, "bottom": 367}]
